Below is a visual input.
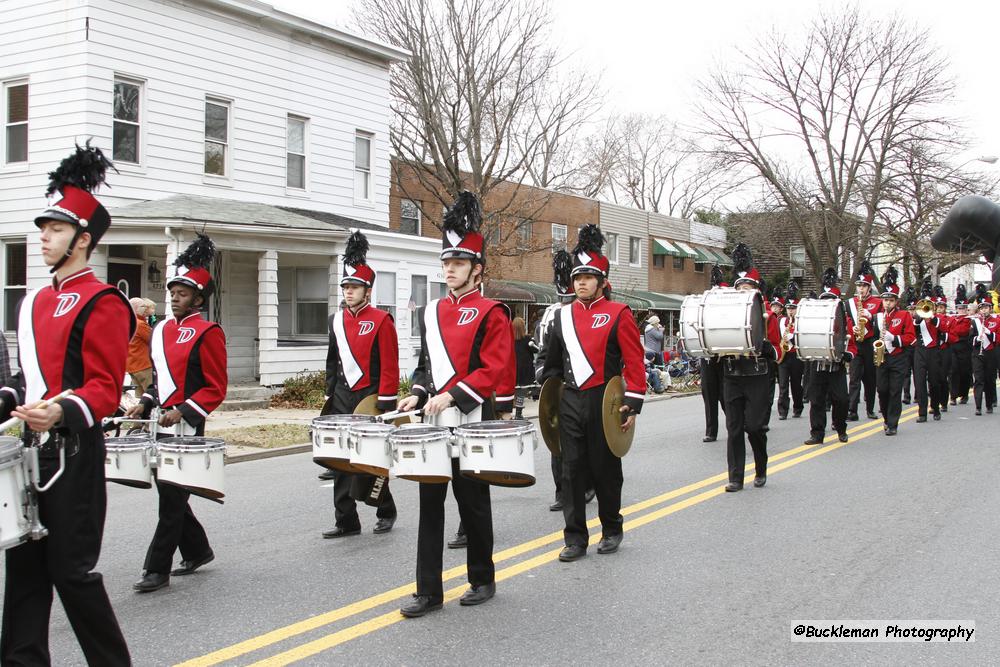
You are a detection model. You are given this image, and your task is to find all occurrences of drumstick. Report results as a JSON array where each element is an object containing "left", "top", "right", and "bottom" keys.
[
  {"left": 0, "top": 389, "right": 74, "bottom": 433},
  {"left": 376, "top": 409, "right": 422, "bottom": 423},
  {"left": 112, "top": 417, "right": 158, "bottom": 424}
]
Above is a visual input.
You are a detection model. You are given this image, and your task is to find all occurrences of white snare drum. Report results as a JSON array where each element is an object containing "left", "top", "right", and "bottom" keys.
[
  {"left": 426, "top": 405, "right": 481, "bottom": 429},
  {"left": 157, "top": 437, "right": 226, "bottom": 502},
  {"left": 0, "top": 437, "right": 29, "bottom": 551},
  {"left": 388, "top": 425, "right": 452, "bottom": 483},
  {"left": 455, "top": 420, "right": 537, "bottom": 487},
  {"left": 794, "top": 298, "right": 847, "bottom": 362},
  {"left": 348, "top": 423, "right": 396, "bottom": 476},
  {"left": 679, "top": 292, "right": 708, "bottom": 358},
  {"left": 700, "top": 288, "right": 765, "bottom": 357},
  {"left": 312, "top": 415, "right": 372, "bottom": 472},
  {"left": 104, "top": 436, "right": 154, "bottom": 489}
]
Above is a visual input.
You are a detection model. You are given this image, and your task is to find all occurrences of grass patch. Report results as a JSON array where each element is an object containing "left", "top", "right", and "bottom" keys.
[{"left": 210, "top": 423, "right": 310, "bottom": 449}]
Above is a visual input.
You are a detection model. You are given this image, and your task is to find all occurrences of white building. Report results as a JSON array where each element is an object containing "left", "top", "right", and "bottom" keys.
[{"left": 0, "top": 0, "right": 442, "bottom": 385}]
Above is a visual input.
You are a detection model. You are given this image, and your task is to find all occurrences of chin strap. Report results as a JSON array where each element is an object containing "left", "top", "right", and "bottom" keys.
[{"left": 50, "top": 227, "right": 85, "bottom": 275}]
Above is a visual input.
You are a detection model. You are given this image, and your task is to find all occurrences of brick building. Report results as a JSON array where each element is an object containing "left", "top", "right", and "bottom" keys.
[{"left": 726, "top": 211, "right": 832, "bottom": 293}]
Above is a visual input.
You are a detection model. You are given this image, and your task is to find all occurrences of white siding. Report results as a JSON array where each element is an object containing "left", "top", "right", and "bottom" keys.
[
  {"left": 221, "top": 250, "right": 256, "bottom": 381},
  {"left": 598, "top": 202, "right": 649, "bottom": 292}
]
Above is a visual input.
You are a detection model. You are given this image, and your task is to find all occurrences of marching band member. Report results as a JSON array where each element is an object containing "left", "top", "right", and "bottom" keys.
[
  {"left": 901, "top": 287, "right": 917, "bottom": 404},
  {"left": 913, "top": 279, "right": 945, "bottom": 423},
  {"left": 700, "top": 266, "right": 727, "bottom": 442},
  {"left": 932, "top": 286, "right": 954, "bottom": 413},
  {"left": 846, "top": 260, "right": 881, "bottom": 421},
  {"left": 129, "top": 234, "right": 228, "bottom": 593},
  {"left": 970, "top": 285, "right": 997, "bottom": 415},
  {"left": 949, "top": 285, "right": 974, "bottom": 405},
  {"left": 721, "top": 244, "right": 781, "bottom": 492},
  {"left": 0, "top": 144, "right": 132, "bottom": 664},
  {"left": 803, "top": 271, "right": 857, "bottom": 445},
  {"left": 321, "top": 231, "right": 399, "bottom": 538},
  {"left": 874, "top": 267, "right": 915, "bottom": 436},
  {"left": 776, "top": 283, "right": 804, "bottom": 420},
  {"left": 396, "top": 192, "right": 514, "bottom": 617},
  {"left": 541, "top": 224, "right": 646, "bottom": 561}
]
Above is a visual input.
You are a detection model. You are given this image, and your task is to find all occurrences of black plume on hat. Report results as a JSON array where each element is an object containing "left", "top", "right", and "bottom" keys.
[
  {"left": 552, "top": 249, "right": 573, "bottom": 294},
  {"left": 573, "top": 224, "right": 605, "bottom": 255},
  {"left": 956, "top": 284, "right": 968, "bottom": 303},
  {"left": 920, "top": 277, "right": 933, "bottom": 299},
  {"left": 808, "top": 290, "right": 818, "bottom": 299},
  {"left": 343, "top": 230, "right": 369, "bottom": 268},
  {"left": 822, "top": 268, "right": 838, "bottom": 289},
  {"left": 711, "top": 264, "right": 725, "bottom": 287},
  {"left": 731, "top": 242, "right": 753, "bottom": 274},
  {"left": 770, "top": 285, "right": 784, "bottom": 301},
  {"left": 442, "top": 190, "right": 482, "bottom": 235},
  {"left": 786, "top": 281, "right": 799, "bottom": 301},
  {"left": 45, "top": 139, "right": 116, "bottom": 196},
  {"left": 904, "top": 286, "right": 916, "bottom": 305},
  {"left": 975, "top": 283, "right": 988, "bottom": 301},
  {"left": 882, "top": 265, "right": 898, "bottom": 288},
  {"left": 932, "top": 285, "right": 946, "bottom": 299},
  {"left": 856, "top": 258, "right": 874, "bottom": 278},
  {"left": 174, "top": 233, "right": 215, "bottom": 270}
]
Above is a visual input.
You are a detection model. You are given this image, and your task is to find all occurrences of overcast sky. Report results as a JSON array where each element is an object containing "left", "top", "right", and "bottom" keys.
[{"left": 274, "top": 0, "right": 1000, "bottom": 164}]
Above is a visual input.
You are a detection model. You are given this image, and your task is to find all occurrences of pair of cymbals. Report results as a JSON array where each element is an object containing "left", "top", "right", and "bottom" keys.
[{"left": 538, "top": 376, "right": 635, "bottom": 458}]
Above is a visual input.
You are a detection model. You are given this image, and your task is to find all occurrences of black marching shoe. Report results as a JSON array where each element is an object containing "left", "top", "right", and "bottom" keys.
[
  {"left": 960, "top": 397, "right": 969, "bottom": 405},
  {"left": 548, "top": 498, "right": 563, "bottom": 511},
  {"left": 793, "top": 411, "right": 802, "bottom": 418},
  {"left": 725, "top": 481, "right": 743, "bottom": 492},
  {"left": 318, "top": 469, "right": 336, "bottom": 480},
  {"left": 133, "top": 572, "right": 169, "bottom": 593},
  {"left": 597, "top": 533, "right": 623, "bottom": 554},
  {"left": 885, "top": 427, "right": 897, "bottom": 436},
  {"left": 373, "top": 517, "right": 396, "bottom": 534},
  {"left": 559, "top": 544, "right": 587, "bottom": 562},
  {"left": 322, "top": 526, "right": 361, "bottom": 539},
  {"left": 941, "top": 404, "right": 948, "bottom": 413},
  {"left": 989, "top": 407, "right": 995, "bottom": 414},
  {"left": 585, "top": 488, "right": 597, "bottom": 504},
  {"left": 400, "top": 594, "right": 443, "bottom": 618},
  {"left": 916, "top": 415, "right": 927, "bottom": 423},
  {"left": 778, "top": 414, "right": 787, "bottom": 421},
  {"left": 838, "top": 431, "right": 849, "bottom": 443},
  {"left": 950, "top": 398, "right": 957, "bottom": 406},
  {"left": 975, "top": 408, "right": 982, "bottom": 416},
  {"left": 460, "top": 582, "right": 496, "bottom": 606},
  {"left": 803, "top": 436, "right": 824, "bottom": 445},
  {"left": 846, "top": 412, "right": 859, "bottom": 422},
  {"left": 902, "top": 397, "right": 911, "bottom": 404},
  {"left": 447, "top": 531, "right": 468, "bottom": 549},
  {"left": 933, "top": 412, "right": 941, "bottom": 421},
  {"left": 171, "top": 551, "right": 214, "bottom": 576},
  {"left": 867, "top": 411, "right": 878, "bottom": 420},
  {"left": 702, "top": 435, "right": 717, "bottom": 443},
  {"left": 753, "top": 475, "right": 766, "bottom": 488}
]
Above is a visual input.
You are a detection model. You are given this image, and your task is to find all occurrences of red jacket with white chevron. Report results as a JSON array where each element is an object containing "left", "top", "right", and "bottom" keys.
[
  {"left": 878, "top": 307, "right": 916, "bottom": 356},
  {"left": 325, "top": 303, "right": 399, "bottom": 411}
]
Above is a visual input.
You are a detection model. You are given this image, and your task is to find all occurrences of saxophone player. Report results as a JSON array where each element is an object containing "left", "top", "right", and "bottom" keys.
[
  {"left": 874, "top": 267, "right": 916, "bottom": 435},
  {"left": 970, "top": 284, "right": 998, "bottom": 415},
  {"left": 846, "top": 260, "right": 881, "bottom": 421}
]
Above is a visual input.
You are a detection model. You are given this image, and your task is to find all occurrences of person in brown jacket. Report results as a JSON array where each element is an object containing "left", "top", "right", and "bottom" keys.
[{"left": 128, "top": 296, "right": 154, "bottom": 395}]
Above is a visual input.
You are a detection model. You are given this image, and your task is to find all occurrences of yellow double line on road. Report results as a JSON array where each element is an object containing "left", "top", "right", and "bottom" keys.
[{"left": 179, "top": 406, "right": 922, "bottom": 667}]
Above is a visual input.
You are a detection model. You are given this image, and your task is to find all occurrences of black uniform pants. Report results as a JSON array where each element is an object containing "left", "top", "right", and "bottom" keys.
[
  {"left": 723, "top": 373, "right": 770, "bottom": 484},
  {"left": 950, "top": 341, "right": 973, "bottom": 401},
  {"left": 848, "top": 339, "right": 877, "bottom": 414},
  {"left": 550, "top": 454, "right": 562, "bottom": 499},
  {"left": 877, "top": 351, "right": 909, "bottom": 428},
  {"left": 913, "top": 345, "right": 944, "bottom": 417},
  {"left": 559, "top": 386, "right": 623, "bottom": 547},
  {"left": 333, "top": 471, "right": 396, "bottom": 529},
  {"left": 416, "top": 459, "right": 494, "bottom": 597},
  {"left": 972, "top": 351, "right": 998, "bottom": 410},
  {"left": 2, "top": 435, "right": 131, "bottom": 666},
  {"left": 902, "top": 346, "right": 914, "bottom": 402},
  {"left": 938, "top": 347, "right": 953, "bottom": 405},
  {"left": 778, "top": 353, "right": 804, "bottom": 417},
  {"left": 700, "top": 358, "right": 724, "bottom": 438},
  {"left": 809, "top": 365, "right": 848, "bottom": 438},
  {"left": 801, "top": 363, "right": 813, "bottom": 403}
]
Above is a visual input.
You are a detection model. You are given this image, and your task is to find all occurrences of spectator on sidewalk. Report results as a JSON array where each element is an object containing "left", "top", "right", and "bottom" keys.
[
  {"left": 513, "top": 317, "right": 536, "bottom": 420},
  {"left": 128, "top": 297, "right": 154, "bottom": 396},
  {"left": 646, "top": 353, "right": 665, "bottom": 394},
  {"left": 644, "top": 315, "right": 665, "bottom": 366}
]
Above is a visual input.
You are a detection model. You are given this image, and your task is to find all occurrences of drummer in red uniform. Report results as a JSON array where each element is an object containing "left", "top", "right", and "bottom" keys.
[{"left": 128, "top": 234, "right": 228, "bottom": 592}]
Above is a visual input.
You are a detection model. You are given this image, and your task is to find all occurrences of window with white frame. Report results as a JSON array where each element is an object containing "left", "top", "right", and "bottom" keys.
[
  {"left": 376, "top": 270, "right": 396, "bottom": 320},
  {"left": 551, "top": 224, "right": 567, "bottom": 253},
  {"left": 3, "top": 242, "right": 26, "bottom": 331},
  {"left": 277, "top": 267, "right": 327, "bottom": 337},
  {"left": 204, "top": 98, "right": 230, "bottom": 176},
  {"left": 286, "top": 115, "right": 307, "bottom": 189},
  {"left": 605, "top": 232, "right": 619, "bottom": 263},
  {"left": 409, "top": 274, "right": 427, "bottom": 337},
  {"left": 789, "top": 245, "right": 806, "bottom": 277},
  {"left": 113, "top": 77, "right": 141, "bottom": 164},
  {"left": 355, "top": 131, "right": 373, "bottom": 201},
  {"left": 4, "top": 81, "right": 28, "bottom": 165},
  {"left": 400, "top": 199, "right": 420, "bottom": 235},
  {"left": 629, "top": 236, "right": 641, "bottom": 266}
]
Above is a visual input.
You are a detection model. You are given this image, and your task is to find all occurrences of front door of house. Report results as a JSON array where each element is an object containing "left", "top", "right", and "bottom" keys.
[{"left": 108, "top": 262, "right": 142, "bottom": 299}]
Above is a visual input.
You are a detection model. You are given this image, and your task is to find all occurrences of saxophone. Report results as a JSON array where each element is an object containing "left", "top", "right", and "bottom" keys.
[
  {"left": 873, "top": 311, "right": 886, "bottom": 366},
  {"left": 781, "top": 313, "right": 795, "bottom": 354},
  {"left": 853, "top": 296, "right": 867, "bottom": 342}
]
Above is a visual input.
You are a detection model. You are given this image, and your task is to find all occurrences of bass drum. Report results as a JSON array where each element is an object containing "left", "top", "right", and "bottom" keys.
[
  {"left": 700, "top": 288, "right": 765, "bottom": 357},
  {"left": 794, "top": 298, "right": 847, "bottom": 362},
  {"left": 679, "top": 292, "right": 708, "bottom": 358}
]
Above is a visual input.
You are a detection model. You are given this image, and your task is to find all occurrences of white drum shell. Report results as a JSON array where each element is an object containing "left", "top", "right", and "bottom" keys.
[
  {"left": 104, "top": 437, "right": 154, "bottom": 489},
  {"left": 349, "top": 423, "right": 396, "bottom": 477},
  {"left": 312, "top": 415, "right": 371, "bottom": 472},
  {"left": 794, "top": 299, "right": 845, "bottom": 362},
  {"left": 157, "top": 438, "right": 226, "bottom": 501},
  {"left": 0, "top": 441, "right": 28, "bottom": 551},
  {"left": 455, "top": 420, "right": 536, "bottom": 487},
  {"left": 700, "top": 289, "right": 763, "bottom": 356},
  {"left": 389, "top": 427, "right": 452, "bottom": 483},
  {"left": 679, "top": 292, "right": 708, "bottom": 358}
]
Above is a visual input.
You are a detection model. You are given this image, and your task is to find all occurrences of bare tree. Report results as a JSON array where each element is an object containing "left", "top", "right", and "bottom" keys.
[{"left": 696, "top": 7, "right": 956, "bottom": 290}]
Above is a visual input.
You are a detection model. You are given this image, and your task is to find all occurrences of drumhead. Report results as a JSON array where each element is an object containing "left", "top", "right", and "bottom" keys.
[
  {"left": 0, "top": 436, "right": 22, "bottom": 462},
  {"left": 158, "top": 437, "right": 226, "bottom": 451},
  {"left": 454, "top": 420, "right": 534, "bottom": 435},
  {"left": 312, "top": 414, "right": 372, "bottom": 427},
  {"left": 349, "top": 422, "right": 396, "bottom": 436},
  {"left": 105, "top": 436, "right": 152, "bottom": 450},
  {"left": 701, "top": 289, "right": 765, "bottom": 355},
  {"left": 388, "top": 425, "right": 450, "bottom": 444}
]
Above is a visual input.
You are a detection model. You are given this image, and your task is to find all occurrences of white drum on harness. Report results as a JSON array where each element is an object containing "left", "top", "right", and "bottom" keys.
[
  {"left": 700, "top": 288, "right": 765, "bottom": 357},
  {"left": 455, "top": 420, "right": 537, "bottom": 487},
  {"left": 104, "top": 436, "right": 154, "bottom": 489},
  {"left": 793, "top": 298, "right": 847, "bottom": 362},
  {"left": 311, "top": 414, "right": 372, "bottom": 472},
  {"left": 388, "top": 425, "right": 452, "bottom": 483},
  {"left": 348, "top": 422, "right": 396, "bottom": 477},
  {"left": 679, "top": 292, "right": 708, "bottom": 358},
  {"left": 157, "top": 437, "right": 226, "bottom": 502},
  {"left": 426, "top": 405, "right": 482, "bottom": 457},
  {"left": 0, "top": 437, "right": 29, "bottom": 551}
]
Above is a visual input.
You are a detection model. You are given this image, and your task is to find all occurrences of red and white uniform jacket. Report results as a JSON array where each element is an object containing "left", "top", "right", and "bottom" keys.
[
  {"left": 972, "top": 315, "right": 997, "bottom": 353},
  {"left": 141, "top": 312, "right": 227, "bottom": 426},
  {"left": 411, "top": 289, "right": 515, "bottom": 414},
  {"left": 914, "top": 314, "right": 943, "bottom": 349},
  {"left": 878, "top": 307, "right": 916, "bottom": 357},
  {"left": 846, "top": 295, "right": 882, "bottom": 341},
  {"left": 541, "top": 296, "right": 646, "bottom": 413},
  {"left": 950, "top": 314, "right": 972, "bottom": 344},
  {"left": 936, "top": 315, "right": 956, "bottom": 349},
  {"left": 0, "top": 268, "right": 134, "bottom": 433},
  {"left": 325, "top": 304, "right": 399, "bottom": 411}
]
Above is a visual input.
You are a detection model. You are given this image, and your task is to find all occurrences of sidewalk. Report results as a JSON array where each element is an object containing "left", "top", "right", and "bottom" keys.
[{"left": 215, "top": 389, "right": 699, "bottom": 463}]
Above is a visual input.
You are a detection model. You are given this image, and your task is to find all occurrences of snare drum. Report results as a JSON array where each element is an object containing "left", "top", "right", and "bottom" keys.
[
  {"left": 0, "top": 437, "right": 28, "bottom": 551},
  {"left": 679, "top": 292, "right": 708, "bottom": 358},
  {"left": 794, "top": 298, "right": 847, "bottom": 362},
  {"left": 700, "top": 288, "right": 765, "bottom": 357},
  {"left": 105, "top": 436, "right": 154, "bottom": 489},
  {"left": 425, "top": 405, "right": 481, "bottom": 429},
  {"left": 388, "top": 425, "right": 452, "bottom": 483},
  {"left": 348, "top": 423, "right": 396, "bottom": 476},
  {"left": 455, "top": 420, "right": 536, "bottom": 487},
  {"left": 157, "top": 437, "right": 226, "bottom": 502},
  {"left": 311, "top": 415, "right": 372, "bottom": 472}
]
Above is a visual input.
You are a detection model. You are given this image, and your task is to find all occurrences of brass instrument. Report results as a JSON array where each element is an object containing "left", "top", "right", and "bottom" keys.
[
  {"left": 780, "top": 313, "right": 795, "bottom": 353},
  {"left": 913, "top": 298, "right": 935, "bottom": 320},
  {"left": 873, "top": 312, "right": 886, "bottom": 366},
  {"left": 853, "top": 296, "right": 867, "bottom": 342}
]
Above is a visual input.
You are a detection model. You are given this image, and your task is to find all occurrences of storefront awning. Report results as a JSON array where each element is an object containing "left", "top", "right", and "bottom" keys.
[
  {"left": 673, "top": 241, "right": 699, "bottom": 259},
  {"left": 706, "top": 248, "right": 733, "bottom": 266},
  {"left": 652, "top": 238, "right": 682, "bottom": 256},
  {"left": 485, "top": 280, "right": 685, "bottom": 310},
  {"left": 616, "top": 289, "right": 685, "bottom": 311}
]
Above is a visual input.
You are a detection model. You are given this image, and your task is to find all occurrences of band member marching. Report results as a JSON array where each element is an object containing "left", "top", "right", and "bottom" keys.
[
  {"left": 803, "top": 270, "right": 857, "bottom": 445},
  {"left": 541, "top": 224, "right": 645, "bottom": 560},
  {"left": 721, "top": 244, "right": 781, "bottom": 492},
  {"left": 970, "top": 285, "right": 998, "bottom": 415},
  {"left": 874, "top": 266, "right": 915, "bottom": 435},
  {"left": 846, "top": 260, "right": 881, "bottom": 421},
  {"left": 932, "top": 286, "right": 954, "bottom": 413},
  {"left": 949, "top": 285, "right": 974, "bottom": 405},
  {"left": 775, "top": 284, "right": 804, "bottom": 420},
  {"left": 913, "top": 279, "right": 945, "bottom": 423},
  {"left": 700, "top": 265, "right": 727, "bottom": 442},
  {"left": 395, "top": 192, "right": 514, "bottom": 617},
  {"left": 317, "top": 231, "right": 400, "bottom": 538},
  {"left": 129, "top": 234, "right": 228, "bottom": 592},
  {"left": 902, "top": 287, "right": 918, "bottom": 404},
  {"left": 0, "top": 144, "right": 132, "bottom": 664}
]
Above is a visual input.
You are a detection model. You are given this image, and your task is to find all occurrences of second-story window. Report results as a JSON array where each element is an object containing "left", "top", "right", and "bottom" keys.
[
  {"left": 517, "top": 219, "right": 532, "bottom": 248},
  {"left": 355, "top": 131, "right": 373, "bottom": 202},
  {"left": 204, "top": 98, "right": 230, "bottom": 177},
  {"left": 551, "top": 224, "right": 567, "bottom": 253},
  {"left": 113, "top": 78, "right": 141, "bottom": 164},
  {"left": 629, "top": 236, "right": 641, "bottom": 266},
  {"left": 287, "top": 115, "right": 307, "bottom": 189},
  {"left": 4, "top": 81, "right": 28, "bottom": 165},
  {"left": 605, "top": 232, "right": 619, "bottom": 264},
  {"left": 400, "top": 199, "right": 420, "bottom": 235}
]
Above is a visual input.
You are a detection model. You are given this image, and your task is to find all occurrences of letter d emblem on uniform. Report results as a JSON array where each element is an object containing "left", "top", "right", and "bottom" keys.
[
  {"left": 457, "top": 307, "right": 479, "bottom": 326},
  {"left": 176, "top": 327, "right": 196, "bottom": 344},
  {"left": 53, "top": 293, "right": 80, "bottom": 317},
  {"left": 358, "top": 321, "right": 375, "bottom": 336},
  {"left": 591, "top": 313, "right": 611, "bottom": 329}
]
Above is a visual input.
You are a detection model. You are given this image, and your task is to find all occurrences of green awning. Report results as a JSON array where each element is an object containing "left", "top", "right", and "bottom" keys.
[
  {"left": 705, "top": 248, "right": 732, "bottom": 266},
  {"left": 652, "top": 238, "right": 682, "bottom": 256},
  {"left": 484, "top": 279, "right": 560, "bottom": 304},
  {"left": 673, "top": 241, "right": 699, "bottom": 259},
  {"left": 691, "top": 246, "right": 713, "bottom": 262},
  {"left": 615, "top": 289, "right": 684, "bottom": 311}
]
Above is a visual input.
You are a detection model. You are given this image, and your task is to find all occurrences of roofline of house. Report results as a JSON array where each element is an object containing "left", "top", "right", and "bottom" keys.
[
  {"left": 112, "top": 218, "right": 352, "bottom": 242},
  {"left": 195, "top": 0, "right": 411, "bottom": 63}
]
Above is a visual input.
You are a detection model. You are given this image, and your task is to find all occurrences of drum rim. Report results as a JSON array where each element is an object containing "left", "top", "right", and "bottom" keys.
[
  {"left": 389, "top": 432, "right": 452, "bottom": 445},
  {"left": 454, "top": 419, "right": 536, "bottom": 435},
  {"left": 158, "top": 438, "right": 226, "bottom": 451},
  {"left": 105, "top": 436, "right": 153, "bottom": 446},
  {"left": 349, "top": 423, "right": 397, "bottom": 434},
  {"left": 312, "top": 414, "right": 373, "bottom": 425}
]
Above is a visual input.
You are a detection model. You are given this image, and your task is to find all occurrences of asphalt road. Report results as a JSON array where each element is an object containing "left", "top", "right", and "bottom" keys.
[{"left": 3, "top": 392, "right": 997, "bottom": 666}]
